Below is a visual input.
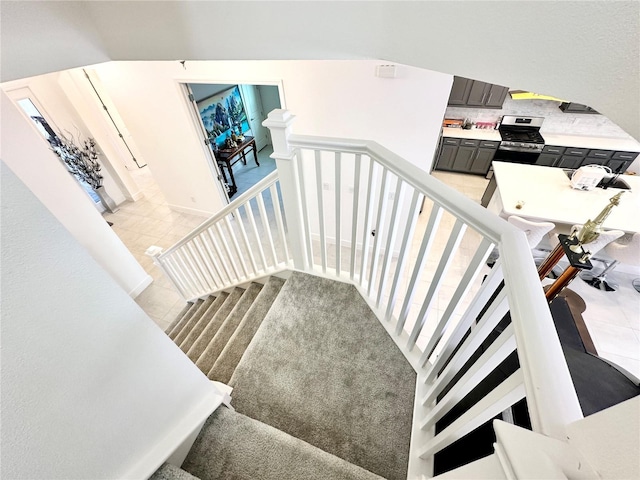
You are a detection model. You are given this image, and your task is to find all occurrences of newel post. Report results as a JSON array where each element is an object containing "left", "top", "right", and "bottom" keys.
[{"left": 262, "top": 109, "right": 306, "bottom": 270}]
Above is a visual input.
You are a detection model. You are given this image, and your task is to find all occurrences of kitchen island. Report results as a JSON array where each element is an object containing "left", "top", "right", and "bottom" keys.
[{"left": 487, "top": 162, "right": 640, "bottom": 234}]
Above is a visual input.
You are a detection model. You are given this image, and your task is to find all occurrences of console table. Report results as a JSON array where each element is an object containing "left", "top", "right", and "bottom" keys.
[{"left": 216, "top": 136, "right": 259, "bottom": 197}]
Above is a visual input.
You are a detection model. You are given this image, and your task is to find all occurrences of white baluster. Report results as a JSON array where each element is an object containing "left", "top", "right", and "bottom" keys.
[
  {"left": 234, "top": 208, "right": 259, "bottom": 275},
  {"left": 367, "top": 167, "right": 389, "bottom": 297},
  {"left": 293, "top": 149, "right": 313, "bottom": 268},
  {"left": 214, "top": 222, "right": 241, "bottom": 281},
  {"left": 359, "top": 158, "right": 378, "bottom": 287},
  {"left": 223, "top": 216, "right": 249, "bottom": 279},
  {"left": 395, "top": 204, "right": 443, "bottom": 336},
  {"left": 424, "top": 261, "right": 504, "bottom": 372},
  {"left": 270, "top": 184, "right": 290, "bottom": 265},
  {"left": 376, "top": 178, "right": 404, "bottom": 308},
  {"left": 244, "top": 200, "right": 268, "bottom": 272},
  {"left": 419, "top": 237, "right": 494, "bottom": 364},
  {"left": 385, "top": 189, "right": 421, "bottom": 321},
  {"left": 407, "top": 219, "right": 467, "bottom": 350},
  {"left": 335, "top": 152, "right": 342, "bottom": 276},
  {"left": 256, "top": 190, "right": 279, "bottom": 267},
  {"left": 350, "top": 155, "right": 362, "bottom": 281},
  {"left": 314, "top": 150, "right": 327, "bottom": 273}
]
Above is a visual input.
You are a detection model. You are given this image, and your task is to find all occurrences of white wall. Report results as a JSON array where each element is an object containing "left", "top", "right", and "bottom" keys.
[
  {"left": 1, "top": 91, "right": 151, "bottom": 297},
  {"left": 0, "top": 162, "right": 221, "bottom": 479},
  {"left": 92, "top": 60, "right": 452, "bottom": 215},
  {"left": 1, "top": 2, "right": 638, "bottom": 141}
]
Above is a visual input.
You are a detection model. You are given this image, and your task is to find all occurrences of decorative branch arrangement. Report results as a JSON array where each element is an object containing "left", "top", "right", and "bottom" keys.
[{"left": 50, "top": 134, "right": 103, "bottom": 190}]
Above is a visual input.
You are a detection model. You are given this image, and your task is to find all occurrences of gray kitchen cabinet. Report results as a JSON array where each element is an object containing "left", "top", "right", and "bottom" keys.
[
  {"left": 435, "top": 137, "right": 496, "bottom": 176},
  {"left": 466, "top": 82, "right": 488, "bottom": 106},
  {"left": 559, "top": 102, "right": 599, "bottom": 114},
  {"left": 608, "top": 159, "right": 633, "bottom": 173},
  {"left": 448, "top": 77, "right": 472, "bottom": 106},
  {"left": 452, "top": 146, "right": 476, "bottom": 171},
  {"left": 470, "top": 147, "right": 496, "bottom": 174},
  {"left": 447, "top": 76, "right": 509, "bottom": 108},
  {"left": 557, "top": 156, "right": 584, "bottom": 169},
  {"left": 436, "top": 143, "right": 459, "bottom": 170},
  {"left": 536, "top": 154, "right": 560, "bottom": 167},
  {"left": 485, "top": 84, "right": 510, "bottom": 108}
]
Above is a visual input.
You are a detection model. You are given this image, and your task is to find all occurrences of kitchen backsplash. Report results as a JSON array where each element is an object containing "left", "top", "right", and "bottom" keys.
[{"left": 446, "top": 97, "right": 633, "bottom": 140}]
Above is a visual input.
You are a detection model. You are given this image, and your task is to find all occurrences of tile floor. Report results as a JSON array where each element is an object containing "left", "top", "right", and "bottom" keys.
[
  {"left": 109, "top": 161, "right": 640, "bottom": 378},
  {"left": 104, "top": 146, "right": 277, "bottom": 331}
]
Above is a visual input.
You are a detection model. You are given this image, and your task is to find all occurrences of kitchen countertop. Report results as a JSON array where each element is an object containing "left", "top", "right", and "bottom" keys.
[
  {"left": 442, "top": 127, "right": 640, "bottom": 152},
  {"left": 489, "top": 161, "right": 639, "bottom": 233},
  {"left": 442, "top": 127, "right": 501, "bottom": 141},
  {"left": 540, "top": 133, "right": 640, "bottom": 152}
]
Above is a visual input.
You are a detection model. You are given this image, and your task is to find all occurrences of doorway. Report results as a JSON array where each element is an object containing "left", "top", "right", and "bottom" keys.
[
  {"left": 9, "top": 89, "right": 106, "bottom": 213},
  {"left": 186, "top": 83, "right": 282, "bottom": 201}
]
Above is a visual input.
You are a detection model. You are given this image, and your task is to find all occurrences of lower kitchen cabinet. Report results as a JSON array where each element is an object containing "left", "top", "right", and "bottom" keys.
[
  {"left": 470, "top": 148, "right": 496, "bottom": 174},
  {"left": 436, "top": 143, "right": 458, "bottom": 170},
  {"left": 452, "top": 146, "right": 476, "bottom": 171},
  {"left": 557, "top": 156, "right": 584, "bottom": 169},
  {"left": 536, "top": 154, "right": 559, "bottom": 167},
  {"left": 435, "top": 137, "right": 497, "bottom": 176}
]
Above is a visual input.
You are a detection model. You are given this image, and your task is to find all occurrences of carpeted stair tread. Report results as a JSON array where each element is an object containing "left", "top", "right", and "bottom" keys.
[
  {"left": 228, "top": 272, "right": 416, "bottom": 480},
  {"left": 168, "top": 299, "right": 204, "bottom": 340},
  {"left": 180, "top": 293, "right": 229, "bottom": 353},
  {"left": 164, "top": 303, "right": 193, "bottom": 334},
  {"left": 208, "top": 276, "right": 285, "bottom": 384},
  {"left": 182, "top": 406, "right": 383, "bottom": 480},
  {"left": 195, "top": 283, "right": 263, "bottom": 375},
  {"left": 188, "top": 288, "right": 245, "bottom": 364},
  {"left": 149, "top": 463, "right": 201, "bottom": 480},
  {"left": 174, "top": 296, "right": 216, "bottom": 346}
]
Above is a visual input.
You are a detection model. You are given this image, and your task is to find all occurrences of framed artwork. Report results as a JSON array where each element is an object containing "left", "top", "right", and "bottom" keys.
[{"left": 197, "top": 86, "right": 250, "bottom": 148}]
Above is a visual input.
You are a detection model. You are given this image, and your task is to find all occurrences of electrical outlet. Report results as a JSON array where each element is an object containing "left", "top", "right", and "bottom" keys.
[
  {"left": 388, "top": 191, "right": 395, "bottom": 200},
  {"left": 323, "top": 182, "right": 331, "bottom": 191},
  {"left": 190, "top": 196, "right": 196, "bottom": 203}
]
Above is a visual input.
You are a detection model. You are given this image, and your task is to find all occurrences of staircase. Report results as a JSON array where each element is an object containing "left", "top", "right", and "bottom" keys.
[
  {"left": 155, "top": 272, "right": 415, "bottom": 480},
  {"left": 145, "top": 111, "right": 640, "bottom": 479}
]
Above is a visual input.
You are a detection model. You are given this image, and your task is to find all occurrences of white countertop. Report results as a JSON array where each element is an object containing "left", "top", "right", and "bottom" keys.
[
  {"left": 442, "top": 127, "right": 501, "bottom": 141},
  {"left": 491, "top": 162, "right": 640, "bottom": 233},
  {"left": 442, "top": 127, "right": 640, "bottom": 153},
  {"left": 540, "top": 133, "right": 640, "bottom": 152}
]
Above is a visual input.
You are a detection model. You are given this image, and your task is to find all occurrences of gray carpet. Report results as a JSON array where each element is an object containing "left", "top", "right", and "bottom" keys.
[
  {"left": 164, "top": 303, "right": 193, "bottom": 335},
  {"left": 208, "top": 276, "right": 285, "bottom": 384},
  {"left": 150, "top": 463, "right": 201, "bottom": 480},
  {"left": 228, "top": 272, "right": 416, "bottom": 480},
  {"left": 168, "top": 299, "right": 203, "bottom": 339},
  {"left": 180, "top": 294, "right": 229, "bottom": 353},
  {"left": 196, "top": 283, "right": 263, "bottom": 375},
  {"left": 174, "top": 296, "right": 216, "bottom": 346},
  {"left": 189, "top": 288, "right": 245, "bottom": 364},
  {"left": 182, "top": 406, "right": 383, "bottom": 480}
]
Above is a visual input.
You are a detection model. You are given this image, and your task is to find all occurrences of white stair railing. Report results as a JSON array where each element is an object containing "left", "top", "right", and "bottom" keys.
[
  {"left": 156, "top": 109, "right": 584, "bottom": 478},
  {"left": 264, "top": 110, "right": 583, "bottom": 478},
  {"left": 154, "top": 172, "right": 292, "bottom": 301}
]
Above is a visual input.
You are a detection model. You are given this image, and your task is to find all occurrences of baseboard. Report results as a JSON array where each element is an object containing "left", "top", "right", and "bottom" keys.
[
  {"left": 129, "top": 190, "right": 145, "bottom": 202},
  {"left": 167, "top": 203, "right": 215, "bottom": 218},
  {"left": 129, "top": 274, "right": 153, "bottom": 298}
]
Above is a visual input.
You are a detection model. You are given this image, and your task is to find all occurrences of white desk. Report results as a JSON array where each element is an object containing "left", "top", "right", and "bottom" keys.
[{"left": 489, "top": 162, "right": 640, "bottom": 234}]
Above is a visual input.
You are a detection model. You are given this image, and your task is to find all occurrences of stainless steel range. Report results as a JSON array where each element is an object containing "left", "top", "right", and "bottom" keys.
[{"left": 494, "top": 115, "right": 545, "bottom": 164}]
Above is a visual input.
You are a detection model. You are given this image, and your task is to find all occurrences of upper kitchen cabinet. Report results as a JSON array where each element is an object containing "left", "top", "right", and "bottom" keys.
[
  {"left": 559, "top": 102, "right": 599, "bottom": 114},
  {"left": 448, "top": 76, "right": 509, "bottom": 109}
]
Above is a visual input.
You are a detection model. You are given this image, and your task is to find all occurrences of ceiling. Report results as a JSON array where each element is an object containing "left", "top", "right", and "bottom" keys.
[{"left": 2, "top": 1, "right": 638, "bottom": 139}]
